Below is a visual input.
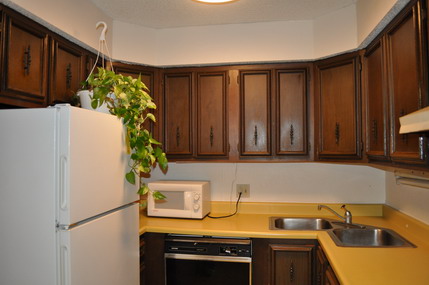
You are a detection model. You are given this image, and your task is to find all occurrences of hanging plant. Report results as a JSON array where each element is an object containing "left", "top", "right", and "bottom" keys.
[{"left": 84, "top": 67, "right": 167, "bottom": 199}]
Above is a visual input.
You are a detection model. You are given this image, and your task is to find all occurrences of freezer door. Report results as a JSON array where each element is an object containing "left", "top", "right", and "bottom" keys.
[
  {"left": 59, "top": 203, "right": 139, "bottom": 285},
  {"left": 57, "top": 106, "right": 139, "bottom": 225}
]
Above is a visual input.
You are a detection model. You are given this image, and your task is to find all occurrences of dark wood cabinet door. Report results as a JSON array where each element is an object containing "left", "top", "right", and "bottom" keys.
[
  {"left": 386, "top": 1, "right": 426, "bottom": 163},
  {"left": 269, "top": 244, "right": 314, "bottom": 285},
  {"left": 239, "top": 70, "right": 271, "bottom": 156},
  {"left": 50, "top": 38, "right": 85, "bottom": 105},
  {"left": 1, "top": 14, "right": 48, "bottom": 107},
  {"left": 163, "top": 73, "right": 193, "bottom": 156},
  {"left": 196, "top": 71, "right": 228, "bottom": 157},
  {"left": 364, "top": 40, "right": 389, "bottom": 160},
  {"left": 252, "top": 238, "right": 316, "bottom": 285},
  {"left": 275, "top": 69, "right": 308, "bottom": 155},
  {"left": 316, "top": 54, "right": 361, "bottom": 159}
]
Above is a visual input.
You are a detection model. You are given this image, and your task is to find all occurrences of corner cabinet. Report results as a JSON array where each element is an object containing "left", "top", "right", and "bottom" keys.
[
  {"left": 316, "top": 246, "right": 340, "bottom": 285},
  {"left": 252, "top": 238, "right": 316, "bottom": 285},
  {"left": 386, "top": 0, "right": 427, "bottom": 164},
  {"left": 1, "top": 10, "right": 49, "bottom": 107},
  {"left": 363, "top": 0, "right": 428, "bottom": 166},
  {"left": 315, "top": 52, "right": 362, "bottom": 160}
]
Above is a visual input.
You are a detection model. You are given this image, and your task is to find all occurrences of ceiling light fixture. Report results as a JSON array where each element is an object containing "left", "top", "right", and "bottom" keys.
[{"left": 193, "top": 0, "right": 239, "bottom": 4}]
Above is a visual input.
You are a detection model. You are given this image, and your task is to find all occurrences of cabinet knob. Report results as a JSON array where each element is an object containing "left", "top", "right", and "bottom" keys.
[
  {"left": 290, "top": 124, "right": 294, "bottom": 145},
  {"left": 371, "top": 119, "right": 378, "bottom": 144},
  {"left": 176, "top": 126, "right": 180, "bottom": 147},
  {"left": 335, "top": 122, "right": 340, "bottom": 145},
  {"left": 23, "top": 45, "right": 32, "bottom": 75},
  {"left": 210, "top": 126, "right": 214, "bottom": 147},
  {"left": 66, "top": 63, "right": 72, "bottom": 90},
  {"left": 289, "top": 261, "right": 294, "bottom": 282},
  {"left": 254, "top": 125, "right": 258, "bottom": 145}
]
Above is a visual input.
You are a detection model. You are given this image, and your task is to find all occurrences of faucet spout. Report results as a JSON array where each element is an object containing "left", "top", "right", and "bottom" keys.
[{"left": 318, "top": 204, "right": 352, "bottom": 224}]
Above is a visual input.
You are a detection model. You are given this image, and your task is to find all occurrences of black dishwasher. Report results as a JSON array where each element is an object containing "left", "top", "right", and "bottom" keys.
[{"left": 164, "top": 234, "right": 252, "bottom": 285}]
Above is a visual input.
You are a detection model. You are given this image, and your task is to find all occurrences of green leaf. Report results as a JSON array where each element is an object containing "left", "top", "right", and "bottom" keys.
[
  {"left": 153, "top": 191, "right": 166, "bottom": 200},
  {"left": 137, "top": 184, "right": 149, "bottom": 195},
  {"left": 125, "top": 171, "right": 136, "bottom": 184}
]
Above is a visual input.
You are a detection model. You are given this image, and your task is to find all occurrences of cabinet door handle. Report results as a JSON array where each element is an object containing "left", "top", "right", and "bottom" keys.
[
  {"left": 66, "top": 63, "right": 72, "bottom": 89},
  {"left": 335, "top": 122, "right": 340, "bottom": 145},
  {"left": 400, "top": 109, "right": 408, "bottom": 144},
  {"left": 289, "top": 261, "right": 294, "bottom": 282},
  {"left": 23, "top": 45, "right": 32, "bottom": 75},
  {"left": 254, "top": 125, "right": 258, "bottom": 145},
  {"left": 176, "top": 126, "right": 180, "bottom": 147},
  {"left": 372, "top": 119, "right": 378, "bottom": 144},
  {"left": 290, "top": 124, "right": 294, "bottom": 145},
  {"left": 210, "top": 126, "right": 214, "bottom": 147}
]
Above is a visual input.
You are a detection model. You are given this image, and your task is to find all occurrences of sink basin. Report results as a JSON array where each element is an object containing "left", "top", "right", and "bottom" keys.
[
  {"left": 270, "top": 217, "right": 333, "bottom": 230},
  {"left": 329, "top": 228, "right": 416, "bottom": 247}
]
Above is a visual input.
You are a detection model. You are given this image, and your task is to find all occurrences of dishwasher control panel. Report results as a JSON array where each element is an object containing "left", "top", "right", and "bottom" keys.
[{"left": 165, "top": 235, "right": 252, "bottom": 257}]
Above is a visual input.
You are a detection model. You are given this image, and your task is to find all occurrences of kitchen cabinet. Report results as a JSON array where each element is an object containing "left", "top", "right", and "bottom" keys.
[
  {"left": 140, "top": 232, "right": 165, "bottom": 285},
  {"left": 385, "top": 0, "right": 427, "bottom": 164},
  {"left": 161, "top": 67, "right": 229, "bottom": 160},
  {"left": 316, "top": 246, "right": 340, "bottom": 285},
  {"left": 315, "top": 52, "right": 362, "bottom": 160},
  {"left": 275, "top": 69, "right": 308, "bottom": 155},
  {"left": 196, "top": 71, "right": 229, "bottom": 157},
  {"left": 0, "top": 9, "right": 49, "bottom": 107},
  {"left": 363, "top": 0, "right": 428, "bottom": 166},
  {"left": 239, "top": 70, "right": 271, "bottom": 156},
  {"left": 49, "top": 36, "right": 86, "bottom": 105},
  {"left": 162, "top": 71, "right": 193, "bottom": 158},
  {"left": 363, "top": 39, "right": 389, "bottom": 161},
  {"left": 252, "top": 238, "right": 316, "bottom": 285}
]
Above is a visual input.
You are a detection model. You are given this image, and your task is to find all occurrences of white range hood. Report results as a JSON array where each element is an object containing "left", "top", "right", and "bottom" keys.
[{"left": 399, "top": 106, "right": 429, "bottom": 134}]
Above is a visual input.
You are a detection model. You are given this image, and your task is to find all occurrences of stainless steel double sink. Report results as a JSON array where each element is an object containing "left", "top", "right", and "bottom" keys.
[{"left": 269, "top": 217, "right": 416, "bottom": 248}]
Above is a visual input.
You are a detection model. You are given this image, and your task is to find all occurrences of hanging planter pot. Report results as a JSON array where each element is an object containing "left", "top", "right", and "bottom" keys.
[{"left": 77, "top": 89, "right": 110, "bottom": 114}]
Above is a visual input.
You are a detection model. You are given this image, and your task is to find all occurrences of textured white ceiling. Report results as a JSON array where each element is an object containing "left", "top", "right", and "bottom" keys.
[{"left": 89, "top": 0, "right": 357, "bottom": 29}]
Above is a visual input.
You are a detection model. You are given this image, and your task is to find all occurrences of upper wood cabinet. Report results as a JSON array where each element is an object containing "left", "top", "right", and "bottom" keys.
[
  {"left": 196, "top": 71, "right": 228, "bottom": 157},
  {"left": 386, "top": 0, "right": 427, "bottom": 164},
  {"left": 363, "top": 0, "right": 428, "bottom": 166},
  {"left": 1, "top": 11, "right": 49, "bottom": 107},
  {"left": 239, "top": 70, "right": 271, "bottom": 156},
  {"left": 315, "top": 53, "right": 362, "bottom": 160},
  {"left": 49, "top": 37, "right": 86, "bottom": 105},
  {"left": 363, "top": 40, "right": 389, "bottom": 161},
  {"left": 163, "top": 72, "right": 193, "bottom": 157},
  {"left": 275, "top": 69, "right": 308, "bottom": 155},
  {"left": 161, "top": 68, "right": 229, "bottom": 160}
]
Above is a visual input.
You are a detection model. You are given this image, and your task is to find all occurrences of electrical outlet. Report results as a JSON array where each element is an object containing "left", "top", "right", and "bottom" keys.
[{"left": 236, "top": 184, "right": 250, "bottom": 198}]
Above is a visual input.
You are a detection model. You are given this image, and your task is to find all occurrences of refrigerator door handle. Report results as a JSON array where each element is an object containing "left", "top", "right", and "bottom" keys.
[
  {"left": 60, "top": 156, "right": 68, "bottom": 210},
  {"left": 60, "top": 245, "right": 70, "bottom": 285}
]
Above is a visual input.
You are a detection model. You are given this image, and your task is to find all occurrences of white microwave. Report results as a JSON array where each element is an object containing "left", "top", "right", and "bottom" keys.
[{"left": 147, "top": 181, "right": 211, "bottom": 219}]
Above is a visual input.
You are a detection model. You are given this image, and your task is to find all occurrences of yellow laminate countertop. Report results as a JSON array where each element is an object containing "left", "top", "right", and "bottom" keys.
[{"left": 139, "top": 203, "right": 429, "bottom": 285}]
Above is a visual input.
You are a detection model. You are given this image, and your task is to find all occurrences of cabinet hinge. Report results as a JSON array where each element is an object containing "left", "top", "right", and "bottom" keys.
[
  {"left": 228, "top": 75, "right": 230, "bottom": 85},
  {"left": 237, "top": 75, "right": 240, "bottom": 85}
]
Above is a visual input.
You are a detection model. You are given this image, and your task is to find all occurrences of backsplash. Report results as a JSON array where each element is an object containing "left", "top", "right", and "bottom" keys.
[{"left": 145, "top": 162, "right": 385, "bottom": 204}]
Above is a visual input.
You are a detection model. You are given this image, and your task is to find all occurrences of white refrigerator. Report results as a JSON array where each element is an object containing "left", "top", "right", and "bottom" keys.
[{"left": 0, "top": 104, "right": 139, "bottom": 285}]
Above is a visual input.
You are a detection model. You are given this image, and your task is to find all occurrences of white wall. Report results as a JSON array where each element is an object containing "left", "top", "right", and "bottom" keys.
[
  {"left": 113, "top": 20, "right": 314, "bottom": 66},
  {"left": 2, "top": 0, "right": 113, "bottom": 53},
  {"left": 313, "top": 4, "right": 358, "bottom": 58},
  {"left": 356, "top": 0, "right": 407, "bottom": 45},
  {"left": 146, "top": 163, "right": 385, "bottom": 204},
  {"left": 386, "top": 172, "right": 429, "bottom": 225}
]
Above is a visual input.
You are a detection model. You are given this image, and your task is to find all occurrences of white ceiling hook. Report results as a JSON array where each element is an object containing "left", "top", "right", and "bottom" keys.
[{"left": 96, "top": 21, "right": 107, "bottom": 42}]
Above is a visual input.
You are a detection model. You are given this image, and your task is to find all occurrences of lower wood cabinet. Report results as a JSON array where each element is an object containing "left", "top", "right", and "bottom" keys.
[
  {"left": 252, "top": 238, "right": 317, "bottom": 285},
  {"left": 316, "top": 246, "right": 340, "bottom": 285},
  {"left": 140, "top": 232, "right": 165, "bottom": 285}
]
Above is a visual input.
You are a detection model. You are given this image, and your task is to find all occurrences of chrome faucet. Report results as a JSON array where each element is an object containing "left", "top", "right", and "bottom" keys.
[{"left": 318, "top": 204, "right": 352, "bottom": 224}]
